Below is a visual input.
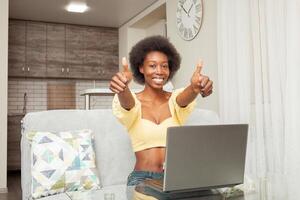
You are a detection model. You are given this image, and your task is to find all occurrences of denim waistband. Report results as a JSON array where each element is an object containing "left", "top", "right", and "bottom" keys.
[
  {"left": 129, "top": 170, "right": 164, "bottom": 178},
  {"left": 127, "top": 170, "right": 164, "bottom": 186}
]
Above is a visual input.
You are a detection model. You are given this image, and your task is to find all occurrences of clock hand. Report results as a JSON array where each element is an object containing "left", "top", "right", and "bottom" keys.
[
  {"left": 187, "top": 4, "right": 194, "bottom": 16},
  {"left": 181, "top": 4, "right": 189, "bottom": 15}
]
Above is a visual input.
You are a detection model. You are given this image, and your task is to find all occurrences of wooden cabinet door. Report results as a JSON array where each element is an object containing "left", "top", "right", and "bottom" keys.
[
  {"left": 26, "top": 21, "right": 47, "bottom": 78},
  {"left": 65, "top": 25, "right": 118, "bottom": 80},
  {"left": 100, "top": 28, "right": 119, "bottom": 56},
  {"left": 46, "top": 23, "right": 66, "bottom": 78},
  {"left": 8, "top": 20, "right": 119, "bottom": 80},
  {"left": 83, "top": 50, "right": 102, "bottom": 79},
  {"left": 81, "top": 27, "right": 101, "bottom": 79},
  {"left": 100, "top": 54, "right": 119, "bottom": 80},
  {"left": 65, "top": 25, "right": 85, "bottom": 79},
  {"left": 97, "top": 28, "right": 118, "bottom": 80},
  {"left": 80, "top": 26, "right": 118, "bottom": 80},
  {"left": 8, "top": 20, "right": 26, "bottom": 77}
]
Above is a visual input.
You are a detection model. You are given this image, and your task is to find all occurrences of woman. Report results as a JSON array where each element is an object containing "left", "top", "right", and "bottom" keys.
[{"left": 109, "top": 35, "right": 213, "bottom": 186}]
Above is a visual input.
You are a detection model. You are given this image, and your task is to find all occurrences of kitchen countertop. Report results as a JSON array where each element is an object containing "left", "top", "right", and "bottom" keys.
[{"left": 80, "top": 88, "right": 142, "bottom": 96}]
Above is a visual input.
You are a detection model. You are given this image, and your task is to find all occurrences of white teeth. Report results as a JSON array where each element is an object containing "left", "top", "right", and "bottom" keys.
[{"left": 152, "top": 78, "right": 164, "bottom": 84}]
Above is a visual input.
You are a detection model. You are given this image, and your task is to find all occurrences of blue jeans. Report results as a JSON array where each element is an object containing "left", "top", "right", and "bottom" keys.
[{"left": 127, "top": 170, "right": 164, "bottom": 186}]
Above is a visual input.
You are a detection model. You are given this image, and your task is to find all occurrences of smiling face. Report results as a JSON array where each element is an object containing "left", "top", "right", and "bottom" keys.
[{"left": 139, "top": 51, "right": 170, "bottom": 89}]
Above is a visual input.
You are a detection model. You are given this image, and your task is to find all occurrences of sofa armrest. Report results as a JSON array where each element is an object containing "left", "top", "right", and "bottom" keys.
[
  {"left": 21, "top": 119, "right": 32, "bottom": 200},
  {"left": 186, "top": 109, "right": 220, "bottom": 125}
]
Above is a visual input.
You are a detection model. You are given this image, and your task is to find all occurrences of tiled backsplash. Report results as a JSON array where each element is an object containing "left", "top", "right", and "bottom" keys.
[
  {"left": 8, "top": 79, "right": 47, "bottom": 114},
  {"left": 8, "top": 78, "right": 113, "bottom": 114}
]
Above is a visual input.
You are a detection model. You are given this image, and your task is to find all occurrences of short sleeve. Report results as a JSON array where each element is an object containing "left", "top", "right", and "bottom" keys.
[
  {"left": 170, "top": 88, "right": 197, "bottom": 125},
  {"left": 112, "top": 92, "right": 141, "bottom": 130}
]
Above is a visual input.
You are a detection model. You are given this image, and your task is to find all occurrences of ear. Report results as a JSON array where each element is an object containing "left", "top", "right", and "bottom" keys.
[{"left": 139, "top": 66, "right": 144, "bottom": 74}]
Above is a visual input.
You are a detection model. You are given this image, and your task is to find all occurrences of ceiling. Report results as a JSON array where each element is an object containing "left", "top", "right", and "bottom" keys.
[{"left": 9, "top": 0, "right": 159, "bottom": 28}]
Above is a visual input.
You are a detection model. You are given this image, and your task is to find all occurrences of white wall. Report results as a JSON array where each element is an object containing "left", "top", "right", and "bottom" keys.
[
  {"left": 146, "top": 19, "right": 166, "bottom": 37},
  {"left": 0, "top": 0, "right": 8, "bottom": 192},
  {"left": 166, "top": 0, "right": 218, "bottom": 113}
]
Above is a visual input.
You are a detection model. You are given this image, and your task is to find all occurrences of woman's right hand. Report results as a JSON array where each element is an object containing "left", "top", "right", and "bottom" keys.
[{"left": 109, "top": 57, "right": 133, "bottom": 94}]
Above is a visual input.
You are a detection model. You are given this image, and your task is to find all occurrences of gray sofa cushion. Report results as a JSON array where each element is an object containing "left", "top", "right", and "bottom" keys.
[{"left": 186, "top": 108, "right": 219, "bottom": 125}]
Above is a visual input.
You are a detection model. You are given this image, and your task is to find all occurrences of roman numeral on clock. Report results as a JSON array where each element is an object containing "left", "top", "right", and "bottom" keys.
[
  {"left": 188, "top": 28, "right": 193, "bottom": 38},
  {"left": 195, "top": 16, "right": 201, "bottom": 26},
  {"left": 179, "top": 24, "right": 184, "bottom": 33},
  {"left": 196, "top": 3, "right": 201, "bottom": 13},
  {"left": 177, "top": 17, "right": 182, "bottom": 24},
  {"left": 193, "top": 24, "right": 199, "bottom": 33},
  {"left": 179, "top": 0, "right": 185, "bottom": 5},
  {"left": 184, "top": 28, "right": 188, "bottom": 38}
]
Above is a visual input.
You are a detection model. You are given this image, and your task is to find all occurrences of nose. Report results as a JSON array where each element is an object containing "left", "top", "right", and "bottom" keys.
[{"left": 155, "top": 65, "right": 163, "bottom": 74}]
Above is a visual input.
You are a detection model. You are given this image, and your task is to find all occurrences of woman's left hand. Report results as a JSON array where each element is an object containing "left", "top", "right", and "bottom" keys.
[{"left": 190, "top": 60, "right": 213, "bottom": 97}]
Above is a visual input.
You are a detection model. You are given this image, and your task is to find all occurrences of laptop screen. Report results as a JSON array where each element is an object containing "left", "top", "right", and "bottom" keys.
[{"left": 163, "top": 124, "right": 248, "bottom": 192}]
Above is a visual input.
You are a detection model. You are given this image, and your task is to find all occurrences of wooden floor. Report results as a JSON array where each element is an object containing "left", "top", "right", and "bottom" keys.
[{"left": 0, "top": 171, "right": 21, "bottom": 200}]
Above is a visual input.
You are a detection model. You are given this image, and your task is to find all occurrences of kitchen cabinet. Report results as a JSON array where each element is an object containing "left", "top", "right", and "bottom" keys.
[
  {"left": 65, "top": 25, "right": 118, "bottom": 80},
  {"left": 26, "top": 21, "right": 47, "bottom": 77},
  {"left": 8, "top": 20, "right": 26, "bottom": 77},
  {"left": 46, "top": 23, "right": 66, "bottom": 78},
  {"left": 8, "top": 20, "right": 47, "bottom": 78},
  {"left": 65, "top": 24, "right": 85, "bottom": 79},
  {"left": 8, "top": 19, "right": 118, "bottom": 80},
  {"left": 83, "top": 27, "right": 119, "bottom": 80}
]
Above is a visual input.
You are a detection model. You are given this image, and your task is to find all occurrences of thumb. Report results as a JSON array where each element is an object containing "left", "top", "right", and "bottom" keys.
[
  {"left": 122, "top": 57, "right": 129, "bottom": 72},
  {"left": 121, "top": 57, "right": 133, "bottom": 83},
  {"left": 195, "top": 59, "right": 203, "bottom": 74}
]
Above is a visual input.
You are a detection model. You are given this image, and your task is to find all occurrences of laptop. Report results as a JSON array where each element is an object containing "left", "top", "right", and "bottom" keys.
[{"left": 143, "top": 124, "right": 248, "bottom": 195}]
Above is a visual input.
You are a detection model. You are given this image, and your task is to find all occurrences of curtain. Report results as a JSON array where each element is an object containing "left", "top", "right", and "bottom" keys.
[
  {"left": 217, "top": 0, "right": 300, "bottom": 199},
  {"left": 285, "top": 0, "right": 300, "bottom": 199}
]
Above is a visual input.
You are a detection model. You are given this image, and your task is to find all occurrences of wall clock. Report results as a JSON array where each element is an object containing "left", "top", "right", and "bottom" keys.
[{"left": 176, "top": 0, "right": 203, "bottom": 41}]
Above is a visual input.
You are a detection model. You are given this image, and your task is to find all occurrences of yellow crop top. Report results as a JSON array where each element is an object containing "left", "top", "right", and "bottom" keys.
[{"left": 112, "top": 88, "right": 196, "bottom": 152}]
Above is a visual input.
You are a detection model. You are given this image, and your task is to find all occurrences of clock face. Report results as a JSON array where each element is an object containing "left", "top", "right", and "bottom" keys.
[{"left": 176, "top": 0, "right": 203, "bottom": 41}]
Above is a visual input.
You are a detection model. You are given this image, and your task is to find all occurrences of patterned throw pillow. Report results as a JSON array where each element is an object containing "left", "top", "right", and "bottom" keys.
[{"left": 28, "top": 129, "right": 100, "bottom": 199}]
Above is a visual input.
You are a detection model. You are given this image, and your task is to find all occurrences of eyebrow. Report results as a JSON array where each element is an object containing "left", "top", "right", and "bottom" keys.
[{"left": 146, "top": 60, "right": 168, "bottom": 63}]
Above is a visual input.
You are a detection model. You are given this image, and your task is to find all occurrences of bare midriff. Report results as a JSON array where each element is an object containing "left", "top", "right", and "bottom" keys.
[{"left": 134, "top": 147, "right": 166, "bottom": 172}]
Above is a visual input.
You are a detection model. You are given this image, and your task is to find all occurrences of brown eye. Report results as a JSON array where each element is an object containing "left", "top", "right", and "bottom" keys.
[
  {"left": 149, "top": 64, "right": 156, "bottom": 68},
  {"left": 162, "top": 64, "right": 169, "bottom": 69}
]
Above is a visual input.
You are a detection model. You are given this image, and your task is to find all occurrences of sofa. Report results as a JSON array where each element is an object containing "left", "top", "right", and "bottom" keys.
[{"left": 21, "top": 108, "right": 219, "bottom": 200}]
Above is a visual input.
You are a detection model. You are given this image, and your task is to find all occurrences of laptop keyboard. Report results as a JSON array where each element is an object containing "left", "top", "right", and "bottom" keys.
[{"left": 142, "top": 179, "right": 222, "bottom": 199}]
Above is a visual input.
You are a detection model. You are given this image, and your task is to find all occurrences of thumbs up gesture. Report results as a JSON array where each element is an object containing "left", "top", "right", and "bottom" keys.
[
  {"left": 190, "top": 59, "right": 213, "bottom": 97},
  {"left": 109, "top": 57, "right": 133, "bottom": 94}
]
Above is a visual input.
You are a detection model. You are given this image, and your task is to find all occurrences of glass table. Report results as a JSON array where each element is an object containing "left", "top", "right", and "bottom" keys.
[
  {"left": 64, "top": 184, "right": 263, "bottom": 200},
  {"left": 64, "top": 175, "right": 287, "bottom": 200}
]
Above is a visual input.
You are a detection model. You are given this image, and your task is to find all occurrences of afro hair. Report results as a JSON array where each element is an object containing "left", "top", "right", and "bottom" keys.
[{"left": 129, "top": 35, "right": 181, "bottom": 84}]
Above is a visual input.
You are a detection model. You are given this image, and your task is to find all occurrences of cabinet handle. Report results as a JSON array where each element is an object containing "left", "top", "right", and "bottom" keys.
[
  {"left": 98, "top": 69, "right": 104, "bottom": 75},
  {"left": 62, "top": 68, "right": 65, "bottom": 73},
  {"left": 22, "top": 67, "right": 25, "bottom": 71},
  {"left": 67, "top": 68, "right": 69, "bottom": 73},
  {"left": 27, "top": 67, "right": 30, "bottom": 71}
]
